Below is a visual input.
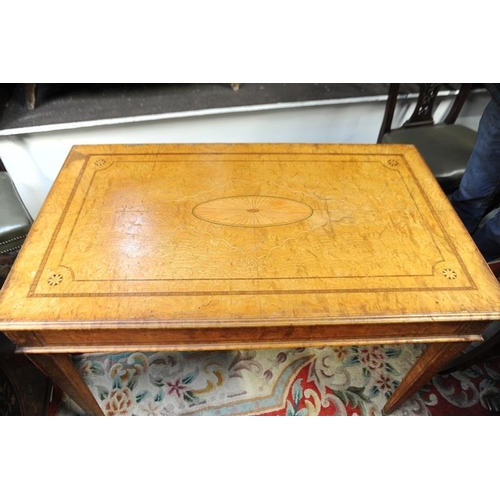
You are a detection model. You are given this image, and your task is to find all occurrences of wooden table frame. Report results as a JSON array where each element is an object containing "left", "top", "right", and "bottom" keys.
[
  {"left": 1, "top": 144, "right": 499, "bottom": 416},
  {"left": 19, "top": 326, "right": 482, "bottom": 416}
]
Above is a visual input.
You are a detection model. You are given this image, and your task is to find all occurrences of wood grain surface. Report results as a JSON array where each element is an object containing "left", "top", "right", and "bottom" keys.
[
  {"left": 1, "top": 143, "right": 499, "bottom": 335},
  {"left": 1, "top": 143, "right": 499, "bottom": 415}
]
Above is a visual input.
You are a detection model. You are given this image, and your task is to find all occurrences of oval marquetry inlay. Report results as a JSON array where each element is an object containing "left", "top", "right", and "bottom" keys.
[{"left": 193, "top": 196, "right": 313, "bottom": 227}]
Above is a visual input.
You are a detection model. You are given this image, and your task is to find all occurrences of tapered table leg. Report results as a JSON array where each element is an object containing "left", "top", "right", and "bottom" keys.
[
  {"left": 28, "top": 353, "right": 104, "bottom": 416},
  {"left": 383, "top": 341, "right": 469, "bottom": 415}
]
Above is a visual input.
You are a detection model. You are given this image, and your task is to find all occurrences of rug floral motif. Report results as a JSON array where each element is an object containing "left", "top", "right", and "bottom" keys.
[{"left": 56, "top": 343, "right": 500, "bottom": 416}]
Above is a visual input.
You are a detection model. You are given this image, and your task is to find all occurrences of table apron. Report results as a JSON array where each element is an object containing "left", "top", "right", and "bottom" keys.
[{"left": 5, "top": 321, "right": 488, "bottom": 354}]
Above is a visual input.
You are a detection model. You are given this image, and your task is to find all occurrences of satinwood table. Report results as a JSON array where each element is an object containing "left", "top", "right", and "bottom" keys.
[{"left": 1, "top": 144, "right": 500, "bottom": 416}]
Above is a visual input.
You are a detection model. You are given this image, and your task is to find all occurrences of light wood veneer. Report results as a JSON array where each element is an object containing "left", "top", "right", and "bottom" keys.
[{"left": 1, "top": 144, "right": 499, "bottom": 415}]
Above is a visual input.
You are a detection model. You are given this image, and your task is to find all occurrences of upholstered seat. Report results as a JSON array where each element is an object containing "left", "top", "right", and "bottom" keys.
[
  {"left": 378, "top": 84, "right": 477, "bottom": 195},
  {"left": 0, "top": 172, "right": 32, "bottom": 254}
]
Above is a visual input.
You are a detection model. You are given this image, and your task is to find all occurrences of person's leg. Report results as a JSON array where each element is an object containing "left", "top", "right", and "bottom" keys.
[
  {"left": 451, "top": 98, "right": 500, "bottom": 236},
  {"left": 471, "top": 212, "right": 500, "bottom": 262}
]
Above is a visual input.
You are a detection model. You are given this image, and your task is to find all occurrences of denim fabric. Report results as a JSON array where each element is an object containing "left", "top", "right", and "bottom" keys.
[{"left": 450, "top": 96, "right": 500, "bottom": 262}]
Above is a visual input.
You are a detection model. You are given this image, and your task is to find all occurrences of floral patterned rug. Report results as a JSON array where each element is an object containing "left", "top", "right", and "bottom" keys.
[{"left": 55, "top": 343, "right": 500, "bottom": 416}]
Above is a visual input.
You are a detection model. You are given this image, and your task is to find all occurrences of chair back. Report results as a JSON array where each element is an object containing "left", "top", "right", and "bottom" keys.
[{"left": 377, "top": 84, "right": 473, "bottom": 143}]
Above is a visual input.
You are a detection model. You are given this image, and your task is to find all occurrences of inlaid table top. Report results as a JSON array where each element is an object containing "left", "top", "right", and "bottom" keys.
[
  {"left": 1, "top": 143, "right": 500, "bottom": 334},
  {"left": 3, "top": 143, "right": 500, "bottom": 416}
]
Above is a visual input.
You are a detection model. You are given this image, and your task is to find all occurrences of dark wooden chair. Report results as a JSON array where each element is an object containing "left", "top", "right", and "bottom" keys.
[{"left": 377, "top": 84, "right": 477, "bottom": 195}]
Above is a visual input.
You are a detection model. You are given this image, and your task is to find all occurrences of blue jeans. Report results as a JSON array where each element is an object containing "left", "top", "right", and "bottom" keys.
[{"left": 451, "top": 97, "right": 500, "bottom": 262}]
